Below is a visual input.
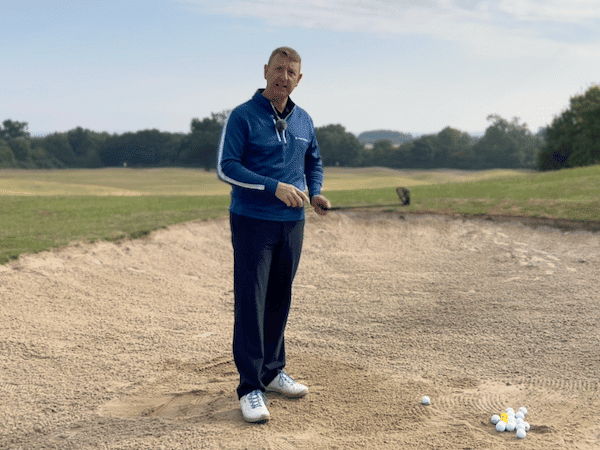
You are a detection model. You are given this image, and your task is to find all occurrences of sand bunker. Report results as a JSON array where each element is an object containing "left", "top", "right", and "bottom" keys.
[{"left": 1, "top": 212, "right": 599, "bottom": 449}]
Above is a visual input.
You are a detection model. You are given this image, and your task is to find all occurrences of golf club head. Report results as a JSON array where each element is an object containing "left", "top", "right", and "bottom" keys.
[{"left": 397, "top": 187, "right": 410, "bottom": 206}]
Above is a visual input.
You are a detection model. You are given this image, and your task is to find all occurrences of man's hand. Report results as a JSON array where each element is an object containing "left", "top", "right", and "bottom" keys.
[
  {"left": 275, "top": 182, "right": 310, "bottom": 208},
  {"left": 311, "top": 194, "right": 331, "bottom": 216}
]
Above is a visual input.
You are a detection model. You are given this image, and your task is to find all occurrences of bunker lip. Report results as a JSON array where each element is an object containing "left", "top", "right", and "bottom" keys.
[
  {"left": 336, "top": 209, "right": 600, "bottom": 234},
  {"left": 403, "top": 211, "right": 600, "bottom": 234}
]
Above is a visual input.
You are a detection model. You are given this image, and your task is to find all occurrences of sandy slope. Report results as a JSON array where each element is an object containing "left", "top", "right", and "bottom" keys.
[{"left": 1, "top": 212, "right": 599, "bottom": 450}]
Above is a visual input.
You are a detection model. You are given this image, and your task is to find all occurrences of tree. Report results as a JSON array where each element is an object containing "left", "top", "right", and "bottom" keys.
[
  {"left": 27, "top": 140, "right": 60, "bottom": 168},
  {"left": 179, "top": 112, "right": 226, "bottom": 170},
  {"left": 569, "top": 85, "right": 600, "bottom": 167},
  {"left": 315, "top": 124, "right": 363, "bottom": 167},
  {"left": 0, "top": 141, "right": 16, "bottom": 168},
  {"left": 97, "top": 129, "right": 181, "bottom": 167},
  {"left": 65, "top": 127, "right": 104, "bottom": 168},
  {"left": 365, "top": 139, "right": 395, "bottom": 167},
  {"left": 407, "top": 134, "right": 437, "bottom": 168},
  {"left": 42, "top": 132, "right": 77, "bottom": 166},
  {"left": 357, "top": 130, "right": 413, "bottom": 146},
  {"left": 538, "top": 84, "right": 600, "bottom": 170},
  {"left": 1, "top": 119, "right": 30, "bottom": 140},
  {"left": 472, "top": 114, "right": 541, "bottom": 169},
  {"left": 434, "top": 127, "right": 475, "bottom": 168}
]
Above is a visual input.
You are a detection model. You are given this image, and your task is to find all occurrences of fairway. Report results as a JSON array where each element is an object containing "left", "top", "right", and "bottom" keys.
[
  {"left": 0, "top": 168, "right": 230, "bottom": 196},
  {"left": 1, "top": 166, "right": 599, "bottom": 265},
  {"left": 0, "top": 167, "right": 527, "bottom": 196},
  {"left": 321, "top": 167, "right": 527, "bottom": 190}
]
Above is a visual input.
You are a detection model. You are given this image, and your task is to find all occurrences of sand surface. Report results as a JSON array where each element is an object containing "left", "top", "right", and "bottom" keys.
[{"left": 1, "top": 212, "right": 599, "bottom": 449}]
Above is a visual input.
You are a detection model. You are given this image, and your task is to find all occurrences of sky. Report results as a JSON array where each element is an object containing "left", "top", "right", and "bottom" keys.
[{"left": 2, "top": 0, "right": 599, "bottom": 137}]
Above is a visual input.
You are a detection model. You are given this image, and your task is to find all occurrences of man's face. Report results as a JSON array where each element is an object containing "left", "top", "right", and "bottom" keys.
[{"left": 263, "top": 54, "right": 303, "bottom": 99}]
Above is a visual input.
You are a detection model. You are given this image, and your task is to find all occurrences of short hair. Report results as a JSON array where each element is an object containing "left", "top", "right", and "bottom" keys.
[{"left": 267, "top": 47, "right": 302, "bottom": 68}]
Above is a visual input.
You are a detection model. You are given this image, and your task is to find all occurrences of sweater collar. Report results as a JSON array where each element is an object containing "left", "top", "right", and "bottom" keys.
[{"left": 254, "top": 89, "right": 295, "bottom": 119}]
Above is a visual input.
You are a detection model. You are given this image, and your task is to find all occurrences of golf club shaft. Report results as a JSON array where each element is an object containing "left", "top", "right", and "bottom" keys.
[
  {"left": 324, "top": 203, "right": 400, "bottom": 211},
  {"left": 323, "top": 187, "right": 410, "bottom": 211}
]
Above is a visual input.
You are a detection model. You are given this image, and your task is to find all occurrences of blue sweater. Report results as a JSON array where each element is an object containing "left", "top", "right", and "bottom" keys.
[{"left": 217, "top": 90, "right": 324, "bottom": 221}]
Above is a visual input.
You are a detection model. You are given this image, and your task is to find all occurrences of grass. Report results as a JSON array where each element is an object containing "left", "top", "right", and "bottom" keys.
[
  {"left": 405, "top": 165, "right": 600, "bottom": 221},
  {"left": 326, "top": 166, "right": 600, "bottom": 222},
  {"left": 0, "top": 195, "right": 229, "bottom": 264},
  {"left": 0, "top": 167, "right": 228, "bottom": 196},
  {"left": 322, "top": 167, "right": 526, "bottom": 190},
  {"left": 1, "top": 166, "right": 599, "bottom": 264}
]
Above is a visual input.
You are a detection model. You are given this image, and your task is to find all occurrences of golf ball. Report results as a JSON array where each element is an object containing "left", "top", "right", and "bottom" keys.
[
  {"left": 517, "top": 428, "right": 527, "bottom": 439},
  {"left": 515, "top": 411, "right": 525, "bottom": 420},
  {"left": 506, "top": 421, "right": 516, "bottom": 432},
  {"left": 524, "top": 422, "right": 530, "bottom": 431},
  {"left": 421, "top": 396, "right": 431, "bottom": 405},
  {"left": 519, "top": 407, "right": 528, "bottom": 416},
  {"left": 491, "top": 415, "right": 500, "bottom": 424},
  {"left": 496, "top": 421, "right": 506, "bottom": 432},
  {"left": 506, "top": 407, "right": 515, "bottom": 414}
]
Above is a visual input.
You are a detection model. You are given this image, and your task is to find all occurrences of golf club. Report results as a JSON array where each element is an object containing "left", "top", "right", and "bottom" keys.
[{"left": 324, "top": 187, "right": 410, "bottom": 211}]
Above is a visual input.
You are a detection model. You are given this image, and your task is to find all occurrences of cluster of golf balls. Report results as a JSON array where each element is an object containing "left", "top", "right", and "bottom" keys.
[{"left": 491, "top": 407, "right": 530, "bottom": 439}]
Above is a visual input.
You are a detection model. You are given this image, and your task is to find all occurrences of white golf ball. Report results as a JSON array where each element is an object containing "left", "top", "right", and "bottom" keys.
[
  {"left": 491, "top": 415, "right": 501, "bottom": 424},
  {"left": 524, "top": 422, "right": 530, "bottom": 431},
  {"left": 519, "top": 407, "right": 528, "bottom": 416},
  {"left": 517, "top": 428, "right": 527, "bottom": 439},
  {"left": 496, "top": 421, "right": 506, "bottom": 432},
  {"left": 506, "top": 421, "right": 516, "bottom": 432},
  {"left": 421, "top": 396, "right": 431, "bottom": 405},
  {"left": 516, "top": 422, "right": 526, "bottom": 431},
  {"left": 506, "top": 407, "right": 515, "bottom": 414}
]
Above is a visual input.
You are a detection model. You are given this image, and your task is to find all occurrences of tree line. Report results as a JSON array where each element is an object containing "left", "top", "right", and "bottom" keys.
[
  {"left": 0, "top": 112, "right": 226, "bottom": 171},
  {"left": 1, "top": 84, "right": 598, "bottom": 172},
  {"left": 318, "top": 115, "right": 543, "bottom": 170},
  {"left": 0, "top": 115, "right": 543, "bottom": 171}
]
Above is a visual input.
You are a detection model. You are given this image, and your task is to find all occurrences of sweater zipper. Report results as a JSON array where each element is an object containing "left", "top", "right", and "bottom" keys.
[
  {"left": 272, "top": 117, "right": 286, "bottom": 144},
  {"left": 270, "top": 104, "right": 294, "bottom": 144}
]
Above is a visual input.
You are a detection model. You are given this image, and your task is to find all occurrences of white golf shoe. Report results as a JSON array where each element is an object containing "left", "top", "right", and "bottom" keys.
[
  {"left": 266, "top": 371, "right": 308, "bottom": 398},
  {"left": 240, "top": 390, "right": 270, "bottom": 423}
]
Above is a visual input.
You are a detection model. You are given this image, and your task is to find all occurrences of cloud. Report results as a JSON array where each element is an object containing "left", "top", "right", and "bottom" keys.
[
  {"left": 181, "top": 0, "right": 598, "bottom": 57},
  {"left": 496, "top": 0, "right": 600, "bottom": 23}
]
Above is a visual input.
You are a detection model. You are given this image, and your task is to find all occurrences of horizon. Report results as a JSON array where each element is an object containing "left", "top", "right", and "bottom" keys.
[{"left": 24, "top": 127, "right": 485, "bottom": 140}]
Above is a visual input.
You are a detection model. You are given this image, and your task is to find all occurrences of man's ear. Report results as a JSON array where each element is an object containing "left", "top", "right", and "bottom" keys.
[
  {"left": 264, "top": 64, "right": 269, "bottom": 80},
  {"left": 297, "top": 72, "right": 303, "bottom": 84}
]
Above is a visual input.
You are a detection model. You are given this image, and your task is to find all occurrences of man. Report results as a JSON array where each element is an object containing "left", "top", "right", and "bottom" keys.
[{"left": 217, "top": 46, "right": 331, "bottom": 423}]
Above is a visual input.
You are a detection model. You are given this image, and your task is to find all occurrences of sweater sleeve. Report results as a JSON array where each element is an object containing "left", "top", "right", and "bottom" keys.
[
  {"left": 217, "top": 109, "right": 280, "bottom": 194},
  {"left": 304, "top": 127, "right": 324, "bottom": 199}
]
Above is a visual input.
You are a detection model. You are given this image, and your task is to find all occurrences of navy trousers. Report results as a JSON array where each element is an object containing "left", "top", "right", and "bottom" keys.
[{"left": 230, "top": 213, "right": 305, "bottom": 399}]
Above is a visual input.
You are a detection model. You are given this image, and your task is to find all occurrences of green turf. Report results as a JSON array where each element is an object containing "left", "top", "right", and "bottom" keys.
[
  {"left": 327, "top": 165, "right": 600, "bottom": 222},
  {"left": 1, "top": 166, "right": 598, "bottom": 264},
  {"left": 0, "top": 195, "right": 229, "bottom": 264},
  {"left": 404, "top": 165, "right": 600, "bottom": 220}
]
